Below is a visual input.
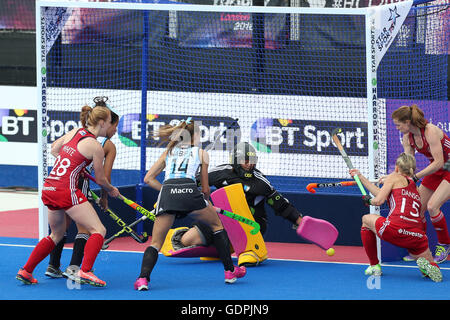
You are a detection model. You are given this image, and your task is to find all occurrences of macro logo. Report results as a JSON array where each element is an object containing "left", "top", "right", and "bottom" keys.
[
  {"left": 250, "top": 118, "right": 368, "bottom": 156},
  {"left": 118, "top": 114, "right": 240, "bottom": 150},
  {"left": 0, "top": 109, "right": 37, "bottom": 143}
]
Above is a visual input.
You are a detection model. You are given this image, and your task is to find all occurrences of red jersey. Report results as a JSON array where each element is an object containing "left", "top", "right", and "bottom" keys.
[
  {"left": 385, "top": 177, "right": 423, "bottom": 230},
  {"left": 408, "top": 126, "right": 450, "bottom": 191},
  {"left": 42, "top": 128, "right": 95, "bottom": 210},
  {"left": 408, "top": 127, "right": 450, "bottom": 163}
]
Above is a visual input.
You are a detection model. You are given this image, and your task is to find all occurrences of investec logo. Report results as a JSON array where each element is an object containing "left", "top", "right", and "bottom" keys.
[
  {"left": 249, "top": 118, "right": 368, "bottom": 156},
  {"left": 170, "top": 188, "right": 194, "bottom": 194},
  {"left": 398, "top": 229, "right": 423, "bottom": 238}
]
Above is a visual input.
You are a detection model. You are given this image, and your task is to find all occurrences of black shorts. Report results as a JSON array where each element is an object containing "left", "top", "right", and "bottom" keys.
[{"left": 155, "top": 178, "right": 208, "bottom": 219}]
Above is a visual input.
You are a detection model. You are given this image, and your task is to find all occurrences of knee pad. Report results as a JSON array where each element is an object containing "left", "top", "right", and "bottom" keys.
[
  {"left": 160, "top": 226, "right": 220, "bottom": 258},
  {"left": 192, "top": 221, "right": 214, "bottom": 246}
]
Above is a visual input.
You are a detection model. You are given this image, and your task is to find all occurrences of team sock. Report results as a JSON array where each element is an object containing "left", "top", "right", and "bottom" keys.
[
  {"left": 431, "top": 211, "right": 450, "bottom": 245},
  {"left": 212, "top": 229, "right": 234, "bottom": 272},
  {"left": 23, "top": 236, "right": 56, "bottom": 273},
  {"left": 139, "top": 246, "right": 159, "bottom": 281},
  {"left": 48, "top": 235, "right": 66, "bottom": 269},
  {"left": 360, "top": 227, "right": 379, "bottom": 266},
  {"left": 70, "top": 233, "right": 89, "bottom": 266},
  {"left": 81, "top": 233, "right": 103, "bottom": 272}
]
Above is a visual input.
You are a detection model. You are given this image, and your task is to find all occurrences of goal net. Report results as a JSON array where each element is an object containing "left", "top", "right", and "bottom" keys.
[{"left": 36, "top": 0, "right": 449, "bottom": 237}]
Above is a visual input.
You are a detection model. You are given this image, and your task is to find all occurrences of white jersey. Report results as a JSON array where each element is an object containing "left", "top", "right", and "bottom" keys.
[{"left": 165, "top": 145, "right": 201, "bottom": 182}]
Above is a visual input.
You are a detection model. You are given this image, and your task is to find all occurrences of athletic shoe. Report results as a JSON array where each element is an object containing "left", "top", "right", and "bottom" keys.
[
  {"left": 134, "top": 277, "right": 149, "bottom": 291},
  {"left": 402, "top": 255, "right": 415, "bottom": 262},
  {"left": 224, "top": 265, "right": 246, "bottom": 284},
  {"left": 364, "top": 264, "right": 382, "bottom": 276},
  {"left": 45, "top": 265, "right": 64, "bottom": 278},
  {"left": 433, "top": 244, "right": 450, "bottom": 264},
  {"left": 417, "top": 257, "right": 442, "bottom": 282},
  {"left": 62, "top": 265, "right": 80, "bottom": 281},
  {"left": 77, "top": 269, "right": 106, "bottom": 287},
  {"left": 16, "top": 268, "right": 38, "bottom": 285}
]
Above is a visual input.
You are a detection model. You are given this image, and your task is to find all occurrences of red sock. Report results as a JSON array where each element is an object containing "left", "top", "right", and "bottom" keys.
[
  {"left": 361, "top": 227, "right": 379, "bottom": 265},
  {"left": 23, "top": 236, "right": 56, "bottom": 273},
  {"left": 81, "top": 233, "right": 104, "bottom": 272},
  {"left": 431, "top": 211, "right": 450, "bottom": 245}
]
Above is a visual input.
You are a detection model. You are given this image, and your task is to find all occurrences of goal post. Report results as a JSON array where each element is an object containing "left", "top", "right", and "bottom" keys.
[{"left": 36, "top": 0, "right": 449, "bottom": 255}]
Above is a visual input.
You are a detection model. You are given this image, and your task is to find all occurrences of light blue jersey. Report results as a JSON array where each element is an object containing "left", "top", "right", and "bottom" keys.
[{"left": 165, "top": 145, "right": 201, "bottom": 182}]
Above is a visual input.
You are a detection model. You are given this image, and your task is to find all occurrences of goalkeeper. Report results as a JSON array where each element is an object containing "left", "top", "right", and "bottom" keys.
[{"left": 161, "top": 142, "right": 304, "bottom": 266}]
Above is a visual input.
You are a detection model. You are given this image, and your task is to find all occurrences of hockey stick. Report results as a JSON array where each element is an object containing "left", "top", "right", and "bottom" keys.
[
  {"left": 84, "top": 170, "right": 157, "bottom": 221},
  {"left": 89, "top": 190, "right": 150, "bottom": 249},
  {"left": 214, "top": 207, "right": 260, "bottom": 235},
  {"left": 82, "top": 170, "right": 155, "bottom": 245},
  {"left": 84, "top": 170, "right": 257, "bottom": 234},
  {"left": 118, "top": 194, "right": 156, "bottom": 221},
  {"left": 102, "top": 214, "right": 150, "bottom": 249},
  {"left": 331, "top": 128, "right": 367, "bottom": 196},
  {"left": 306, "top": 180, "right": 379, "bottom": 194},
  {"left": 306, "top": 181, "right": 360, "bottom": 194},
  {"left": 118, "top": 192, "right": 260, "bottom": 236}
]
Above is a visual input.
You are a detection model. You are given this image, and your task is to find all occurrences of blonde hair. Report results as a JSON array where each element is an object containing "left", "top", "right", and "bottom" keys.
[
  {"left": 391, "top": 104, "right": 428, "bottom": 128},
  {"left": 395, "top": 152, "right": 416, "bottom": 177},
  {"left": 80, "top": 105, "right": 111, "bottom": 128},
  {"left": 155, "top": 120, "right": 198, "bottom": 154}
]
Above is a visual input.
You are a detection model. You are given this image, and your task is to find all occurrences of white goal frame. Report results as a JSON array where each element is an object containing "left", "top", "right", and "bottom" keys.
[{"left": 36, "top": 0, "right": 419, "bottom": 262}]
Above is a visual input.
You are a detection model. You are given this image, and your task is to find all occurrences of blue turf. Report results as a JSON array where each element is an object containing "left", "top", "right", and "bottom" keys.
[{"left": 1, "top": 237, "right": 449, "bottom": 300}]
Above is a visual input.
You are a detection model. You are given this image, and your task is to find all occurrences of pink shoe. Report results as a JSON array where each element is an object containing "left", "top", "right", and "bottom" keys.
[
  {"left": 134, "top": 277, "right": 149, "bottom": 291},
  {"left": 224, "top": 265, "right": 246, "bottom": 284}
]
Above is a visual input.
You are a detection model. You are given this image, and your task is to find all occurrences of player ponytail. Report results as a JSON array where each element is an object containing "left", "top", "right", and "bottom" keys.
[
  {"left": 410, "top": 104, "right": 428, "bottom": 128},
  {"left": 80, "top": 104, "right": 111, "bottom": 129},
  {"left": 395, "top": 152, "right": 416, "bottom": 177},
  {"left": 155, "top": 118, "right": 197, "bottom": 154},
  {"left": 392, "top": 104, "right": 428, "bottom": 128}
]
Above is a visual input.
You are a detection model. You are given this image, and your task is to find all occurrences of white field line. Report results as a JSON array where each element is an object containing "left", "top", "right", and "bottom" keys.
[{"left": 2, "top": 242, "right": 450, "bottom": 271}]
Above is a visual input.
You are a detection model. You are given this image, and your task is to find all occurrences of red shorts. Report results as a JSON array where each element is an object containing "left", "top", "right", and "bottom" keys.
[
  {"left": 421, "top": 169, "right": 450, "bottom": 191},
  {"left": 375, "top": 217, "right": 429, "bottom": 256},
  {"left": 42, "top": 187, "right": 89, "bottom": 211}
]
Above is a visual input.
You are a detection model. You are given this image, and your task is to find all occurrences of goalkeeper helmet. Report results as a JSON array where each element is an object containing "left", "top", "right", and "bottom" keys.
[{"left": 231, "top": 142, "right": 258, "bottom": 179}]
